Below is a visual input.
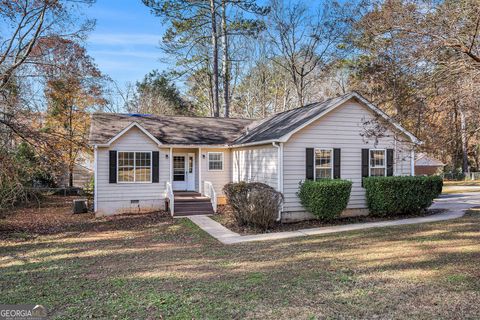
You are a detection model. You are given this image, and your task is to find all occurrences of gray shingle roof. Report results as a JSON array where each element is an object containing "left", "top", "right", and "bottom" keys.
[
  {"left": 89, "top": 92, "right": 414, "bottom": 147},
  {"left": 233, "top": 94, "right": 350, "bottom": 144},
  {"left": 88, "top": 113, "right": 254, "bottom": 145}
]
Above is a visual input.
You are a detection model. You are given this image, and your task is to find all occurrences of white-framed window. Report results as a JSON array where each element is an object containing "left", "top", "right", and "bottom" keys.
[
  {"left": 118, "top": 151, "right": 152, "bottom": 183},
  {"left": 314, "top": 148, "right": 333, "bottom": 180},
  {"left": 208, "top": 152, "right": 224, "bottom": 171},
  {"left": 369, "top": 149, "right": 386, "bottom": 176}
]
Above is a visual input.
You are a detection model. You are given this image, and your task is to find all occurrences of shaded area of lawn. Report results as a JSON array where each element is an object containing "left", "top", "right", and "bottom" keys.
[{"left": 1, "top": 201, "right": 480, "bottom": 319}]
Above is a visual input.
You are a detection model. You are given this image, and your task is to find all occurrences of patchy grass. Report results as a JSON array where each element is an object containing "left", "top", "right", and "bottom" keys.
[
  {"left": 442, "top": 188, "right": 480, "bottom": 194},
  {"left": 443, "top": 180, "right": 480, "bottom": 186},
  {"left": 442, "top": 181, "right": 480, "bottom": 194},
  {"left": 1, "top": 198, "right": 480, "bottom": 319},
  {"left": 465, "top": 206, "right": 480, "bottom": 215},
  {"left": 442, "top": 187, "right": 480, "bottom": 194}
]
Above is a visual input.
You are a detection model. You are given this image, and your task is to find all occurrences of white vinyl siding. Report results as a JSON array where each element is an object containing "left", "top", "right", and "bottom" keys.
[
  {"left": 282, "top": 101, "right": 413, "bottom": 214},
  {"left": 96, "top": 127, "right": 167, "bottom": 216},
  {"left": 201, "top": 148, "right": 231, "bottom": 196},
  {"left": 232, "top": 144, "right": 278, "bottom": 189}
]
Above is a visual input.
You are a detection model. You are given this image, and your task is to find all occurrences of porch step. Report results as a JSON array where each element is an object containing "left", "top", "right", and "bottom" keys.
[
  {"left": 175, "top": 203, "right": 214, "bottom": 213},
  {"left": 173, "top": 191, "right": 214, "bottom": 216},
  {"left": 174, "top": 191, "right": 202, "bottom": 196},
  {"left": 174, "top": 211, "right": 214, "bottom": 217},
  {"left": 175, "top": 197, "right": 211, "bottom": 203}
]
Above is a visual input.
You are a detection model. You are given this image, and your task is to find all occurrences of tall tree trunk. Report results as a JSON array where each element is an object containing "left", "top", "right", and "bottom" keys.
[
  {"left": 295, "top": 85, "right": 303, "bottom": 107},
  {"left": 207, "top": 71, "right": 215, "bottom": 116},
  {"left": 221, "top": 0, "right": 230, "bottom": 118},
  {"left": 210, "top": 0, "right": 220, "bottom": 117},
  {"left": 68, "top": 105, "right": 74, "bottom": 187},
  {"left": 453, "top": 106, "right": 459, "bottom": 169},
  {"left": 459, "top": 104, "right": 469, "bottom": 174},
  {"left": 282, "top": 79, "right": 289, "bottom": 111}
]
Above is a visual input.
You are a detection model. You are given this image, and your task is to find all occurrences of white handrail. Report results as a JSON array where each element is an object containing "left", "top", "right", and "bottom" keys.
[
  {"left": 165, "top": 182, "right": 174, "bottom": 216},
  {"left": 203, "top": 181, "right": 217, "bottom": 213}
]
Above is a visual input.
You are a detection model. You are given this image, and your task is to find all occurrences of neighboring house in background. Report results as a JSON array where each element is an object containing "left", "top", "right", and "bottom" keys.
[
  {"left": 88, "top": 92, "right": 420, "bottom": 222},
  {"left": 58, "top": 151, "right": 94, "bottom": 188},
  {"left": 415, "top": 153, "right": 444, "bottom": 176}
]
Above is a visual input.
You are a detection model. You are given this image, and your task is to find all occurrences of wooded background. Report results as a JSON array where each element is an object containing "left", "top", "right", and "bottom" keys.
[{"left": 1, "top": 0, "right": 479, "bottom": 210}]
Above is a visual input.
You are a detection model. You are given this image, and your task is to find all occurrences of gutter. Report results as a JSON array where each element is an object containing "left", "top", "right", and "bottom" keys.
[
  {"left": 231, "top": 139, "right": 280, "bottom": 148},
  {"left": 272, "top": 142, "right": 284, "bottom": 221}
]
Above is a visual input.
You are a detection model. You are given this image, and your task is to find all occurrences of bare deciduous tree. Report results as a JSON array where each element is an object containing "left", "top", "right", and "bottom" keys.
[{"left": 267, "top": 0, "right": 360, "bottom": 106}]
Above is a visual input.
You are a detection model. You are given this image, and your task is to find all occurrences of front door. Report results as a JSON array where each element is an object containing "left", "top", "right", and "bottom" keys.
[{"left": 172, "top": 153, "right": 195, "bottom": 191}]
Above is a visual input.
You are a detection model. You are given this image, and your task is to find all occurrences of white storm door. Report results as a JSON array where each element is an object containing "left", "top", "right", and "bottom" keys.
[
  {"left": 186, "top": 153, "right": 195, "bottom": 191},
  {"left": 172, "top": 154, "right": 187, "bottom": 190}
]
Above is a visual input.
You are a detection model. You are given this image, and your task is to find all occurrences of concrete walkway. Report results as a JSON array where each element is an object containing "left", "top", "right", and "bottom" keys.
[{"left": 187, "top": 192, "right": 480, "bottom": 245}]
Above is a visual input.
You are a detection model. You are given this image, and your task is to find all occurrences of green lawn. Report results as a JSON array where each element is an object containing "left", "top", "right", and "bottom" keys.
[{"left": 1, "top": 202, "right": 480, "bottom": 319}]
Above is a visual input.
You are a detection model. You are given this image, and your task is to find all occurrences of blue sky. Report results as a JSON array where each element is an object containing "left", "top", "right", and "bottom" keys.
[{"left": 85, "top": 1, "right": 169, "bottom": 89}]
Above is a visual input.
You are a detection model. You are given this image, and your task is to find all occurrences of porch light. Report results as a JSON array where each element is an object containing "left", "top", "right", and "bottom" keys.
[
  {"left": 165, "top": 154, "right": 169, "bottom": 159},
  {"left": 202, "top": 154, "right": 206, "bottom": 159}
]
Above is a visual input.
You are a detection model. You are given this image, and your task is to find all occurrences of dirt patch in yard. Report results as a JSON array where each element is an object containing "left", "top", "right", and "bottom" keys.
[
  {"left": 0, "top": 195, "right": 171, "bottom": 241},
  {"left": 213, "top": 205, "right": 447, "bottom": 235}
]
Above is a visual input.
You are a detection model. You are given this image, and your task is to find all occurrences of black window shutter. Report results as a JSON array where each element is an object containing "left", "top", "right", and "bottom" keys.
[
  {"left": 109, "top": 150, "right": 117, "bottom": 183},
  {"left": 387, "top": 149, "right": 394, "bottom": 176},
  {"left": 333, "top": 148, "right": 341, "bottom": 179},
  {"left": 361, "top": 149, "right": 369, "bottom": 186},
  {"left": 152, "top": 151, "right": 159, "bottom": 183},
  {"left": 306, "top": 148, "right": 314, "bottom": 180}
]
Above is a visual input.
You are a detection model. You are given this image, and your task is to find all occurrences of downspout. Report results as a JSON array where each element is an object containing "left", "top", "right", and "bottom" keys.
[
  {"left": 199, "top": 147, "right": 202, "bottom": 194},
  {"left": 410, "top": 149, "right": 415, "bottom": 176},
  {"left": 93, "top": 145, "right": 98, "bottom": 213},
  {"left": 272, "top": 142, "right": 283, "bottom": 221},
  {"left": 393, "top": 137, "right": 397, "bottom": 176},
  {"left": 169, "top": 147, "right": 173, "bottom": 184}
]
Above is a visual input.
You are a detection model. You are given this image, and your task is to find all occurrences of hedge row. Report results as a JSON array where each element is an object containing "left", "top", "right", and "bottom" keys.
[{"left": 363, "top": 176, "right": 443, "bottom": 216}]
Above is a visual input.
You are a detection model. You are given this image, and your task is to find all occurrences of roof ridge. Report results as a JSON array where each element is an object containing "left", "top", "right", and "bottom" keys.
[
  {"left": 234, "top": 93, "right": 351, "bottom": 143},
  {"left": 270, "top": 92, "right": 352, "bottom": 116},
  {"left": 92, "top": 111, "right": 255, "bottom": 121}
]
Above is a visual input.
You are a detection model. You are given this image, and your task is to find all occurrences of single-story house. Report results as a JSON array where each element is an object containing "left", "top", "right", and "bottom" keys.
[
  {"left": 414, "top": 153, "right": 444, "bottom": 176},
  {"left": 89, "top": 91, "right": 420, "bottom": 222}
]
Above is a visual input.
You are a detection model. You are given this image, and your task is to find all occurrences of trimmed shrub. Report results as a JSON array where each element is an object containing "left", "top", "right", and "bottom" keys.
[
  {"left": 297, "top": 179, "right": 353, "bottom": 220},
  {"left": 363, "top": 176, "right": 443, "bottom": 216},
  {"left": 223, "top": 182, "right": 283, "bottom": 230}
]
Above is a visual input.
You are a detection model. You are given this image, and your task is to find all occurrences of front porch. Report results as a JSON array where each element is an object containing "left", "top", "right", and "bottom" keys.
[{"left": 164, "top": 147, "right": 225, "bottom": 217}]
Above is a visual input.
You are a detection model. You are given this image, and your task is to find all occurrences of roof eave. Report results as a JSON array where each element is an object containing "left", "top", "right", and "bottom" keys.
[
  {"left": 274, "top": 93, "right": 356, "bottom": 143},
  {"left": 274, "top": 92, "right": 422, "bottom": 145},
  {"left": 231, "top": 139, "right": 280, "bottom": 148},
  {"left": 92, "top": 142, "right": 232, "bottom": 148},
  {"left": 351, "top": 92, "right": 422, "bottom": 145},
  {"left": 101, "top": 122, "right": 163, "bottom": 147}
]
